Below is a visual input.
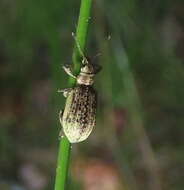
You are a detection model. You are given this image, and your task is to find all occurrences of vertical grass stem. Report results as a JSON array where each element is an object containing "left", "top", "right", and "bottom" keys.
[{"left": 54, "top": 0, "right": 92, "bottom": 189}]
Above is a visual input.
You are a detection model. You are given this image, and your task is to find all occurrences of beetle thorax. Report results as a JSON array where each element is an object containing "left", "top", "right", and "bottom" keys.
[
  {"left": 77, "top": 72, "right": 94, "bottom": 85},
  {"left": 77, "top": 64, "right": 95, "bottom": 85}
]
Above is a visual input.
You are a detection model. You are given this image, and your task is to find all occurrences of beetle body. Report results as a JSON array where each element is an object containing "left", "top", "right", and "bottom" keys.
[
  {"left": 61, "top": 85, "right": 96, "bottom": 143},
  {"left": 59, "top": 59, "right": 100, "bottom": 143}
]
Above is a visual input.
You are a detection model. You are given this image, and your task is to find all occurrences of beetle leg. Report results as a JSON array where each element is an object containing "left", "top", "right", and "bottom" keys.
[
  {"left": 59, "top": 109, "right": 64, "bottom": 125},
  {"left": 58, "top": 88, "right": 73, "bottom": 97},
  {"left": 58, "top": 110, "right": 65, "bottom": 138},
  {"left": 59, "top": 130, "right": 65, "bottom": 139},
  {"left": 63, "top": 65, "right": 76, "bottom": 79}
]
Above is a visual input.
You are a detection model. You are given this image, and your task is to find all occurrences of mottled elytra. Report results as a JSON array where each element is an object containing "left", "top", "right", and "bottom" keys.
[{"left": 59, "top": 57, "right": 101, "bottom": 143}]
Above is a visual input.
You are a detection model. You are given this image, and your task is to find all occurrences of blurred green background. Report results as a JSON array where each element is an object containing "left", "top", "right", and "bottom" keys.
[{"left": 0, "top": 0, "right": 184, "bottom": 190}]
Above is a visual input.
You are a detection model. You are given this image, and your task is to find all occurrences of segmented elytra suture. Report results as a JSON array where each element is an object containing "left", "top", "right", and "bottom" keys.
[{"left": 59, "top": 55, "right": 101, "bottom": 143}]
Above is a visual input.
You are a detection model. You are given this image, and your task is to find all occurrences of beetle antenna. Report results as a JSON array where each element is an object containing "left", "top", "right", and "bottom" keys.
[
  {"left": 92, "top": 53, "right": 101, "bottom": 61},
  {"left": 72, "top": 32, "right": 88, "bottom": 65}
]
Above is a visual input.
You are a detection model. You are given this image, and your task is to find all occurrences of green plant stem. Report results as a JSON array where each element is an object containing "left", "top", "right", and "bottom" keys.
[
  {"left": 54, "top": 0, "right": 92, "bottom": 190},
  {"left": 54, "top": 137, "right": 71, "bottom": 190}
]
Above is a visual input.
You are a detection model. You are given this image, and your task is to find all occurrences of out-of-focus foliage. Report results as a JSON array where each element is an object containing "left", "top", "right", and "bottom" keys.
[{"left": 0, "top": 0, "right": 184, "bottom": 190}]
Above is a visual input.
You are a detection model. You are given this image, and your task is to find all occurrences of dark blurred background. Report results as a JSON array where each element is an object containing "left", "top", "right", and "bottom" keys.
[{"left": 0, "top": 0, "right": 184, "bottom": 190}]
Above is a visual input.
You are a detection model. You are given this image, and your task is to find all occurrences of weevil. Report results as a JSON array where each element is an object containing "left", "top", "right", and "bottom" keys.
[{"left": 59, "top": 55, "right": 101, "bottom": 143}]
